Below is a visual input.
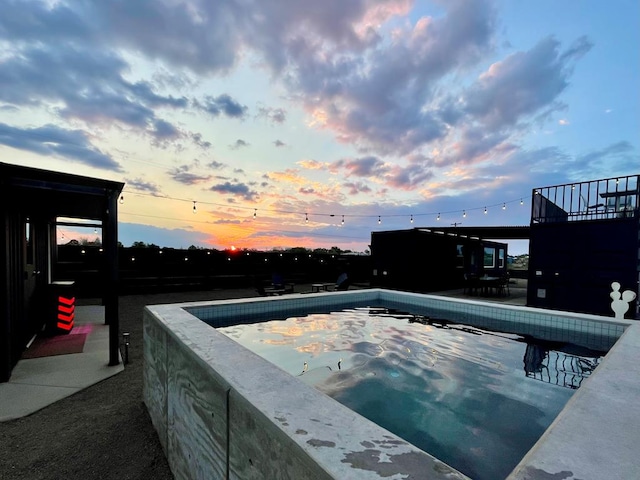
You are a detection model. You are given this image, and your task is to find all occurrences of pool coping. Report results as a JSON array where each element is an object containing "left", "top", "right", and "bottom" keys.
[{"left": 145, "top": 289, "right": 639, "bottom": 479}]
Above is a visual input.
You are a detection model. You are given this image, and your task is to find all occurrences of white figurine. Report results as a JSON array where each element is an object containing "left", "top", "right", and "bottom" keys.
[{"left": 610, "top": 282, "right": 637, "bottom": 319}]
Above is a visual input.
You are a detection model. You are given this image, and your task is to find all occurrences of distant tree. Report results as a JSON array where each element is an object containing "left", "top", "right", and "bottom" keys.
[
  {"left": 328, "top": 246, "right": 342, "bottom": 255},
  {"left": 80, "top": 237, "right": 102, "bottom": 246},
  {"left": 131, "top": 241, "right": 147, "bottom": 248},
  {"left": 288, "top": 247, "right": 310, "bottom": 254},
  {"left": 67, "top": 239, "right": 79, "bottom": 245}
]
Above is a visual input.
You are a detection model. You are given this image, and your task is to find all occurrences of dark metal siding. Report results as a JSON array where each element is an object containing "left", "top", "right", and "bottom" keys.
[
  {"left": 1, "top": 211, "right": 24, "bottom": 381},
  {"left": 528, "top": 217, "right": 639, "bottom": 316}
]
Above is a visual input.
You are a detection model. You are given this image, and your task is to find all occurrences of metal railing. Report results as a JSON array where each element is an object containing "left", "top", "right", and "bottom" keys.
[{"left": 531, "top": 174, "right": 639, "bottom": 223}]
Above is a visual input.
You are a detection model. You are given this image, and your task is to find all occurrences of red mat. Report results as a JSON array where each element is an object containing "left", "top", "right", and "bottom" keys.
[{"left": 22, "top": 333, "right": 87, "bottom": 359}]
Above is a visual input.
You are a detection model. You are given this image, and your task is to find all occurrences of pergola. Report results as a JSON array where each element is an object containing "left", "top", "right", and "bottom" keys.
[{"left": 0, "top": 162, "right": 124, "bottom": 382}]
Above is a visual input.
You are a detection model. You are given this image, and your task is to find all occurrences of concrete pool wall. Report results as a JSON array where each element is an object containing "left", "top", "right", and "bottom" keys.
[{"left": 143, "top": 289, "right": 638, "bottom": 480}]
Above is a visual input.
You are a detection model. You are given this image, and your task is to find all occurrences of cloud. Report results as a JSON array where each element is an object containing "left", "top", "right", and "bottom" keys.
[
  {"left": 207, "top": 160, "right": 226, "bottom": 170},
  {"left": 210, "top": 181, "right": 258, "bottom": 201},
  {"left": 230, "top": 139, "right": 250, "bottom": 149},
  {"left": 558, "top": 119, "right": 570, "bottom": 125},
  {"left": 126, "top": 177, "right": 161, "bottom": 194},
  {"left": 275, "top": 0, "right": 496, "bottom": 155},
  {"left": 573, "top": 141, "right": 639, "bottom": 176},
  {"left": 168, "top": 164, "right": 212, "bottom": 185},
  {"left": 462, "top": 36, "right": 592, "bottom": 129},
  {"left": 257, "top": 106, "right": 287, "bottom": 124},
  {"left": 0, "top": 122, "right": 121, "bottom": 171},
  {"left": 274, "top": 140, "right": 286, "bottom": 147},
  {"left": 191, "top": 133, "right": 212, "bottom": 149},
  {"left": 343, "top": 181, "right": 372, "bottom": 195},
  {"left": 298, "top": 159, "right": 327, "bottom": 170},
  {"left": 333, "top": 156, "right": 390, "bottom": 177},
  {"left": 0, "top": 43, "right": 186, "bottom": 140},
  {"left": 195, "top": 94, "right": 248, "bottom": 119},
  {"left": 151, "top": 119, "right": 182, "bottom": 141}
]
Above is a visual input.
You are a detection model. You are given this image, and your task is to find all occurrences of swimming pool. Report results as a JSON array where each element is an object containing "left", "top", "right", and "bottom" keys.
[
  {"left": 143, "top": 289, "right": 638, "bottom": 480},
  {"left": 216, "top": 306, "right": 604, "bottom": 480}
]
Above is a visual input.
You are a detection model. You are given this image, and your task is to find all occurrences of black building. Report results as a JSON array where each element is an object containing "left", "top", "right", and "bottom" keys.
[
  {"left": 527, "top": 174, "right": 639, "bottom": 318},
  {"left": 0, "top": 163, "right": 124, "bottom": 382},
  {"left": 371, "top": 228, "right": 509, "bottom": 292}
]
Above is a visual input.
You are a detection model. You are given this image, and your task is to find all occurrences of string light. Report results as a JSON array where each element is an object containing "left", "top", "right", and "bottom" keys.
[{"left": 118, "top": 190, "right": 530, "bottom": 229}]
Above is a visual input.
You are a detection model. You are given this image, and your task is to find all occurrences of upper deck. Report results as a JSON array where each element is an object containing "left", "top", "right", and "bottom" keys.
[{"left": 531, "top": 174, "right": 639, "bottom": 223}]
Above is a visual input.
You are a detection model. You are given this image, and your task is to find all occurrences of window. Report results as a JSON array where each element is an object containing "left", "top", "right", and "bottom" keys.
[
  {"left": 498, "top": 249, "right": 505, "bottom": 268},
  {"left": 483, "top": 247, "right": 495, "bottom": 268},
  {"left": 456, "top": 244, "right": 464, "bottom": 268},
  {"left": 25, "top": 220, "right": 33, "bottom": 265}
]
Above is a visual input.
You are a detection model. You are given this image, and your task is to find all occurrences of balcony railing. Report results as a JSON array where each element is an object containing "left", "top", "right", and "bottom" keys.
[{"left": 531, "top": 174, "right": 639, "bottom": 223}]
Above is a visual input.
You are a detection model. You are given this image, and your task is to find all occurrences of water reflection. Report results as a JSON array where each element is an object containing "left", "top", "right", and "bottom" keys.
[{"left": 523, "top": 342, "right": 601, "bottom": 389}]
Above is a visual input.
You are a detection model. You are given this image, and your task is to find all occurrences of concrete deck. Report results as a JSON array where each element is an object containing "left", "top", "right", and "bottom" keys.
[{"left": 0, "top": 306, "right": 124, "bottom": 422}]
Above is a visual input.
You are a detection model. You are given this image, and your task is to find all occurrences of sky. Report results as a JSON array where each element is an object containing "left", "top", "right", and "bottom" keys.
[{"left": 1, "top": 0, "right": 638, "bottom": 255}]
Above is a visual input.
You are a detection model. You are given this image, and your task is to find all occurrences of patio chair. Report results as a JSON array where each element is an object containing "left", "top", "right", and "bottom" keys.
[
  {"left": 496, "top": 275, "right": 510, "bottom": 296},
  {"left": 463, "top": 273, "right": 479, "bottom": 296}
]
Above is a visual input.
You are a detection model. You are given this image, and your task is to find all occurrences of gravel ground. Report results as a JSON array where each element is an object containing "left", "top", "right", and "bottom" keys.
[{"left": 0, "top": 287, "right": 264, "bottom": 480}]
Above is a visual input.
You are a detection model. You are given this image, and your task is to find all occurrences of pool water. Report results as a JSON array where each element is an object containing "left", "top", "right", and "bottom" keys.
[{"left": 217, "top": 307, "right": 604, "bottom": 480}]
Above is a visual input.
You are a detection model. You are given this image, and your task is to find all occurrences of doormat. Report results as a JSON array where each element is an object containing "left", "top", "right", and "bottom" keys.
[{"left": 22, "top": 333, "right": 87, "bottom": 359}]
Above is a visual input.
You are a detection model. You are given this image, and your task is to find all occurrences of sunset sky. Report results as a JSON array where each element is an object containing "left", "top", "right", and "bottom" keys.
[{"left": 1, "top": 0, "right": 638, "bottom": 254}]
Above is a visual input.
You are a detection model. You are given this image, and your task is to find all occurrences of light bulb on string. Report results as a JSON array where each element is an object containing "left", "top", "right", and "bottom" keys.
[
  {"left": 341, "top": 215, "right": 345, "bottom": 226},
  {"left": 520, "top": 198, "right": 524, "bottom": 205},
  {"left": 305, "top": 212, "right": 308, "bottom": 223},
  {"left": 193, "top": 201, "right": 197, "bottom": 214},
  {"left": 253, "top": 209, "right": 257, "bottom": 219},
  {"left": 484, "top": 207, "right": 487, "bottom": 214},
  {"left": 463, "top": 210, "right": 466, "bottom": 218},
  {"left": 410, "top": 214, "right": 414, "bottom": 223},
  {"left": 119, "top": 195, "right": 124, "bottom": 204},
  {"left": 378, "top": 215, "right": 381, "bottom": 225},
  {"left": 437, "top": 213, "right": 440, "bottom": 221},
  {"left": 502, "top": 203, "right": 506, "bottom": 210}
]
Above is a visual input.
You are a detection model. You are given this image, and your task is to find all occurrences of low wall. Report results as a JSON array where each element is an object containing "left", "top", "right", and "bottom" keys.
[{"left": 143, "top": 295, "right": 468, "bottom": 480}]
